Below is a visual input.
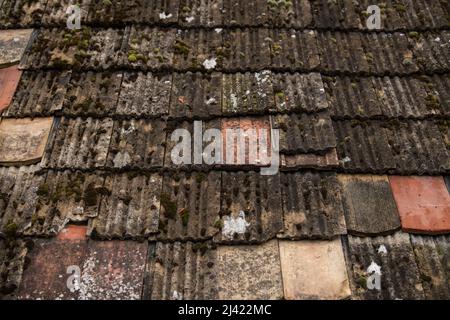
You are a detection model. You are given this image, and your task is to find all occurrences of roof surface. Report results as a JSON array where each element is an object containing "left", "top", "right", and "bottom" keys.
[{"left": 0, "top": 0, "right": 449, "bottom": 300}]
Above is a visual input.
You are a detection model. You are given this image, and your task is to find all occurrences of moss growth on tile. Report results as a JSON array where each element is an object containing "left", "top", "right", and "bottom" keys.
[
  {"left": 161, "top": 192, "right": 177, "bottom": 219},
  {"left": 173, "top": 40, "right": 191, "bottom": 57}
]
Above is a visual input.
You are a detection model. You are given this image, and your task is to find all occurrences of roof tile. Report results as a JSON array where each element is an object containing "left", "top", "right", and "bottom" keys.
[
  {"left": 0, "top": 65, "right": 22, "bottom": 112},
  {"left": 280, "top": 149, "right": 339, "bottom": 170},
  {"left": 339, "top": 174, "right": 401, "bottom": 235},
  {"left": 0, "top": 239, "right": 29, "bottom": 298},
  {"left": 279, "top": 239, "right": 351, "bottom": 300},
  {"left": 267, "top": 0, "right": 312, "bottom": 28},
  {"left": 0, "top": 29, "right": 33, "bottom": 67},
  {"left": 222, "top": 0, "right": 268, "bottom": 27},
  {"left": 179, "top": 0, "right": 223, "bottom": 27},
  {"left": 0, "top": 0, "right": 45, "bottom": 28},
  {"left": 390, "top": 176, "right": 450, "bottom": 234}
]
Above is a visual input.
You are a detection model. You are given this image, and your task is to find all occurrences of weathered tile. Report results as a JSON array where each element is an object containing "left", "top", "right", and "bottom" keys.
[
  {"left": 334, "top": 120, "right": 450, "bottom": 174},
  {"left": 124, "top": 26, "right": 175, "bottom": 71},
  {"left": 339, "top": 175, "right": 401, "bottom": 236},
  {"left": 222, "top": 28, "right": 271, "bottom": 71},
  {"left": 0, "top": 166, "right": 42, "bottom": 237},
  {"left": 117, "top": 72, "right": 171, "bottom": 118},
  {"left": 28, "top": 170, "right": 106, "bottom": 236},
  {"left": 345, "top": 232, "right": 424, "bottom": 300},
  {"left": 42, "top": 117, "right": 113, "bottom": 169},
  {"left": 62, "top": 71, "right": 122, "bottom": 117},
  {"left": 89, "top": 173, "right": 161, "bottom": 239},
  {"left": 179, "top": 0, "right": 222, "bottom": 27},
  {"left": 390, "top": 176, "right": 450, "bottom": 234},
  {"left": 42, "top": 0, "right": 90, "bottom": 26},
  {"left": 279, "top": 172, "right": 347, "bottom": 240},
  {"left": 215, "top": 240, "right": 283, "bottom": 299},
  {"left": 57, "top": 224, "right": 88, "bottom": 241},
  {"left": 106, "top": 119, "right": 166, "bottom": 170},
  {"left": 0, "top": 29, "right": 33, "bottom": 67},
  {"left": 222, "top": 0, "right": 268, "bottom": 26},
  {"left": 0, "top": 65, "right": 22, "bottom": 112},
  {"left": 0, "top": 0, "right": 45, "bottom": 28},
  {"left": 0, "top": 239, "right": 30, "bottom": 298},
  {"left": 273, "top": 112, "right": 336, "bottom": 154},
  {"left": 144, "top": 241, "right": 218, "bottom": 300},
  {"left": 222, "top": 71, "right": 275, "bottom": 116},
  {"left": 267, "top": 0, "right": 312, "bottom": 28},
  {"left": 0, "top": 117, "right": 53, "bottom": 165},
  {"left": 273, "top": 73, "right": 329, "bottom": 113},
  {"left": 410, "top": 235, "right": 450, "bottom": 299},
  {"left": 215, "top": 171, "right": 283, "bottom": 243},
  {"left": 280, "top": 149, "right": 339, "bottom": 170},
  {"left": 311, "top": 0, "right": 362, "bottom": 29},
  {"left": 173, "top": 29, "right": 223, "bottom": 71},
  {"left": 409, "top": 31, "right": 450, "bottom": 73},
  {"left": 158, "top": 171, "right": 221, "bottom": 241},
  {"left": 3, "top": 70, "right": 71, "bottom": 117},
  {"left": 170, "top": 72, "right": 222, "bottom": 119},
  {"left": 78, "top": 241, "right": 147, "bottom": 300},
  {"left": 270, "top": 29, "right": 320, "bottom": 71},
  {"left": 279, "top": 239, "right": 351, "bottom": 300}
]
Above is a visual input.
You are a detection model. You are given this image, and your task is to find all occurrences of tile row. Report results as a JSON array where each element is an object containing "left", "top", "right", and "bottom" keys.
[
  {"left": 19, "top": 27, "right": 450, "bottom": 75},
  {"left": 1, "top": 168, "right": 449, "bottom": 240},
  {"left": 1, "top": 0, "right": 449, "bottom": 30},
  {"left": 2, "top": 231, "right": 449, "bottom": 299}
]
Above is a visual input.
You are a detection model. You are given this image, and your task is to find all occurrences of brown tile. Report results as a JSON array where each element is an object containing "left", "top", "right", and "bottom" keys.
[
  {"left": 279, "top": 239, "right": 351, "bottom": 300},
  {"left": 57, "top": 225, "right": 88, "bottom": 241},
  {"left": 390, "top": 176, "right": 450, "bottom": 234},
  {"left": 0, "top": 117, "right": 53, "bottom": 165},
  {"left": 0, "top": 29, "right": 33, "bottom": 67},
  {"left": 0, "top": 65, "right": 22, "bottom": 111},
  {"left": 281, "top": 149, "right": 339, "bottom": 169}
]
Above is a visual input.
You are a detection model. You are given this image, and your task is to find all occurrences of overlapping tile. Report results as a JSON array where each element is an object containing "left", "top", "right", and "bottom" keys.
[
  {"left": 0, "top": 0, "right": 46, "bottom": 28},
  {"left": 0, "top": 29, "right": 33, "bottom": 67},
  {"left": 0, "top": 117, "right": 53, "bottom": 165},
  {"left": 280, "top": 149, "right": 339, "bottom": 170},
  {"left": 158, "top": 171, "right": 221, "bottom": 241},
  {"left": 339, "top": 174, "right": 401, "bottom": 236},
  {"left": 106, "top": 119, "right": 166, "bottom": 170},
  {"left": 390, "top": 176, "right": 450, "bottom": 234},
  {"left": 0, "top": 65, "right": 22, "bottom": 112},
  {"left": 0, "top": 239, "right": 31, "bottom": 298},
  {"left": 215, "top": 171, "right": 282, "bottom": 243},
  {"left": 89, "top": 172, "right": 161, "bottom": 239},
  {"left": 279, "top": 239, "right": 351, "bottom": 300},
  {"left": 41, "top": 117, "right": 113, "bottom": 169},
  {"left": 334, "top": 119, "right": 450, "bottom": 174},
  {"left": 279, "top": 172, "right": 346, "bottom": 239},
  {"left": 344, "top": 232, "right": 424, "bottom": 300},
  {"left": 410, "top": 235, "right": 450, "bottom": 299}
]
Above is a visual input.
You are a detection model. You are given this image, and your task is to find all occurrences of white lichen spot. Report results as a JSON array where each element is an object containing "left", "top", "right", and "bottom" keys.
[
  {"left": 159, "top": 12, "right": 173, "bottom": 20},
  {"left": 222, "top": 211, "right": 250, "bottom": 239},
  {"left": 214, "top": 28, "right": 223, "bottom": 33},
  {"left": 206, "top": 97, "right": 217, "bottom": 105},
  {"left": 203, "top": 57, "right": 217, "bottom": 70},
  {"left": 172, "top": 291, "right": 183, "bottom": 300},
  {"left": 113, "top": 151, "right": 131, "bottom": 168},
  {"left": 377, "top": 245, "right": 387, "bottom": 254},
  {"left": 185, "top": 16, "right": 195, "bottom": 23},
  {"left": 342, "top": 156, "right": 351, "bottom": 163}
]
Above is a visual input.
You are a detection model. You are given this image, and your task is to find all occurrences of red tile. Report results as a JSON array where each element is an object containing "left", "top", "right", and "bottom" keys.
[
  {"left": 281, "top": 149, "right": 339, "bottom": 169},
  {"left": 57, "top": 225, "right": 88, "bottom": 241},
  {"left": 0, "top": 65, "right": 22, "bottom": 111},
  {"left": 390, "top": 176, "right": 450, "bottom": 234}
]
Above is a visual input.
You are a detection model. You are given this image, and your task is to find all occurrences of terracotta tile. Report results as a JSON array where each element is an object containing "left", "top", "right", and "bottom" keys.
[
  {"left": 221, "top": 117, "right": 273, "bottom": 166},
  {"left": 281, "top": 148, "right": 339, "bottom": 169},
  {"left": 0, "top": 117, "right": 53, "bottom": 165},
  {"left": 216, "top": 240, "right": 283, "bottom": 299},
  {"left": 0, "top": 65, "right": 22, "bottom": 111},
  {"left": 0, "top": 29, "right": 33, "bottom": 67},
  {"left": 57, "top": 225, "right": 88, "bottom": 241},
  {"left": 339, "top": 175, "right": 401, "bottom": 235},
  {"left": 279, "top": 239, "right": 351, "bottom": 300},
  {"left": 390, "top": 176, "right": 450, "bottom": 234}
]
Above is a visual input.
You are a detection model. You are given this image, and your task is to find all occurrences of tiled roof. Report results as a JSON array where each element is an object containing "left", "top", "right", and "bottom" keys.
[{"left": 0, "top": 0, "right": 449, "bottom": 300}]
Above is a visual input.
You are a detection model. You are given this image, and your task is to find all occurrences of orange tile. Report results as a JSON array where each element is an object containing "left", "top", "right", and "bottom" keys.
[
  {"left": 0, "top": 65, "right": 22, "bottom": 111},
  {"left": 57, "top": 225, "right": 88, "bottom": 241},
  {"left": 390, "top": 176, "right": 450, "bottom": 234}
]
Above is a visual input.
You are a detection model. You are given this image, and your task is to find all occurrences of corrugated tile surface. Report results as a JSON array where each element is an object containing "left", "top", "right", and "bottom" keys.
[
  {"left": 310, "top": 0, "right": 361, "bottom": 30},
  {"left": 410, "top": 235, "right": 450, "bottom": 299},
  {"left": 215, "top": 171, "right": 283, "bottom": 243},
  {"left": 267, "top": 0, "right": 312, "bottom": 28},
  {"left": 270, "top": 29, "right": 320, "bottom": 71},
  {"left": 170, "top": 72, "right": 222, "bottom": 119},
  {"left": 410, "top": 31, "right": 450, "bottom": 73},
  {"left": 344, "top": 232, "right": 425, "bottom": 300},
  {"left": 222, "top": 71, "right": 274, "bottom": 115},
  {"left": 158, "top": 171, "right": 221, "bottom": 241},
  {"left": 0, "top": 239, "right": 31, "bottom": 298},
  {"left": 41, "top": 117, "right": 113, "bottom": 169},
  {"left": 3, "top": 71, "right": 70, "bottom": 117},
  {"left": 273, "top": 72, "right": 329, "bottom": 113},
  {"left": 144, "top": 241, "right": 218, "bottom": 300},
  {"left": 89, "top": 173, "right": 161, "bottom": 239},
  {"left": 334, "top": 120, "right": 450, "bottom": 174},
  {"left": 273, "top": 112, "right": 336, "bottom": 154},
  {"left": 325, "top": 75, "right": 449, "bottom": 119},
  {"left": 106, "top": 119, "right": 166, "bottom": 169},
  {"left": 116, "top": 72, "right": 171, "bottom": 118},
  {"left": 279, "top": 172, "right": 346, "bottom": 239},
  {"left": 0, "top": 0, "right": 46, "bottom": 28},
  {"left": 179, "top": 0, "right": 222, "bottom": 27},
  {"left": 222, "top": 0, "right": 268, "bottom": 27}
]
